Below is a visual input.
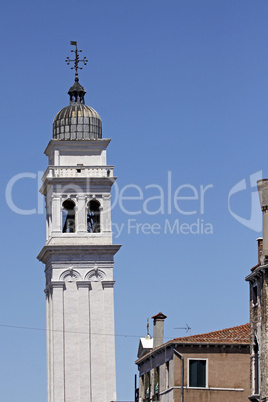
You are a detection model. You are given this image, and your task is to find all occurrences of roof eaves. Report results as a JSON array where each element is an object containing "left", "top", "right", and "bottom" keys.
[{"left": 136, "top": 323, "right": 250, "bottom": 365}]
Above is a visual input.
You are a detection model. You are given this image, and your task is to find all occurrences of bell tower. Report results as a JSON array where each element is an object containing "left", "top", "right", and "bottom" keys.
[{"left": 37, "top": 42, "right": 120, "bottom": 402}]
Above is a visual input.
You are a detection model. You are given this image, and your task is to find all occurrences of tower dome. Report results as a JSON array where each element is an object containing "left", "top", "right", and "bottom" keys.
[{"left": 53, "top": 76, "right": 102, "bottom": 140}]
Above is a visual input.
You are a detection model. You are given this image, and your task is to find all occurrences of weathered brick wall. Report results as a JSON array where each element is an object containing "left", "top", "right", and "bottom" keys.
[{"left": 249, "top": 268, "right": 268, "bottom": 399}]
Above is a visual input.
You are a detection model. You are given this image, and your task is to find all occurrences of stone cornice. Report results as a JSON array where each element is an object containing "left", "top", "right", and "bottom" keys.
[
  {"left": 40, "top": 176, "right": 117, "bottom": 195},
  {"left": 44, "top": 138, "right": 111, "bottom": 156},
  {"left": 37, "top": 244, "right": 121, "bottom": 263},
  {"left": 245, "top": 264, "right": 268, "bottom": 282}
]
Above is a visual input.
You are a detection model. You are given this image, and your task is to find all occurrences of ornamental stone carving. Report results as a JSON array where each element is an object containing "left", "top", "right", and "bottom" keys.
[
  {"left": 59, "top": 268, "right": 82, "bottom": 282},
  {"left": 85, "top": 266, "right": 106, "bottom": 281}
]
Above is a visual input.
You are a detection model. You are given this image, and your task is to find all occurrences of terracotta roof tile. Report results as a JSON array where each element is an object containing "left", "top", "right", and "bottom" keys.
[
  {"left": 251, "top": 263, "right": 260, "bottom": 272},
  {"left": 135, "top": 323, "right": 250, "bottom": 364},
  {"left": 171, "top": 323, "right": 250, "bottom": 345}
]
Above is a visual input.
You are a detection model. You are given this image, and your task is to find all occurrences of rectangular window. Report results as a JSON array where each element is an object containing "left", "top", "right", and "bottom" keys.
[
  {"left": 254, "top": 342, "right": 259, "bottom": 395},
  {"left": 253, "top": 285, "right": 258, "bottom": 305},
  {"left": 144, "top": 371, "right": 150, "bottom": 400},
  {"left": 189, "top": 359, "right": 207, "bottom": 388},
  {"left": 165, "top": 361, "right": 169, "bottom": 389},
  {"left": 154, "top": 366, "right": 159, "bottom": 395},
  {"left": 141, "top": 374, "right": 144, "bottom": 399}
]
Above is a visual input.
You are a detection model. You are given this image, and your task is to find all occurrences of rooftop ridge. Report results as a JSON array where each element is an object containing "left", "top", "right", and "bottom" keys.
[
  {"left": 172, "top": 323, "right": 250, "bottom": 344},
  {"left": 135, "top": 323, "right": 250, "bottom": 364}
]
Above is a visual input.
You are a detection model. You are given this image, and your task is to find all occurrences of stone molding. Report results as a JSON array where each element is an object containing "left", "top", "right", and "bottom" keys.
[
  {"left": 40, "top": 176, "right": 116, "bottom": 196},
  {"left": 44, "top": 138, "right": 112, "bottom": 157},
  {"left": 102, "top": 281, "right": 115, "bottom": 289},
  {"left": 76, "top": 281, "right": 92, "bottom": 289},
  {"left": 44, "top": 281, "right": 66, "bottom": 293},
  {"left": 37, "top": 244, "right": 121, "bottom": 263}
]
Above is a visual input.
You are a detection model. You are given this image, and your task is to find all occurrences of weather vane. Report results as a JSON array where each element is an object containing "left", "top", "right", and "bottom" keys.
[{"left": 65, "top": 41, "right": 88, "bottom": 77}]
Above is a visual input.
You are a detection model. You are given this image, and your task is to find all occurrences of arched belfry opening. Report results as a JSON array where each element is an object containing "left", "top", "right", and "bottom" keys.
[
  {"left": 62, "top": 199, "right": 76, "bottom": 233},
  {"left": 87, "top": 200, "right": 100, "bottom": 233}
]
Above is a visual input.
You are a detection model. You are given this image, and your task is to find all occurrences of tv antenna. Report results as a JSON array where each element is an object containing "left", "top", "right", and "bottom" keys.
[{"left": 174, "top": 324, "right": 191, "bottom": 335}]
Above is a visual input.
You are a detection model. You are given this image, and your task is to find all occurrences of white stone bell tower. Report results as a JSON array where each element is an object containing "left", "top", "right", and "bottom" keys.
[{"left": 37, "top": 42, "right": 120, "bottom": 402}]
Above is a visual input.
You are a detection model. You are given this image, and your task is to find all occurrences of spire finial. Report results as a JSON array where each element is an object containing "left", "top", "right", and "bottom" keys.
[
  {"left": 65, "top": 41, "right": 88, "bottom": 80},
  {"left": 66, "top": 41, "right": 87, "bottom": 104}
]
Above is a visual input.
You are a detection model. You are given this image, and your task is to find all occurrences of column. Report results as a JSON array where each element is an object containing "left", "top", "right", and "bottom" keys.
[
  {"left": 90, "top": 281, "right": 107, "bottom": 401},
  {"left": 102, "top": 195, "right": 111, "bottom": 233},
  {"left": 77, "top": 196, "right": 87, "bottom": 234},
  {"left": 52, "top": 196, "right": 62, "bottom": 233},
  {"left": 46, "top": 289, "right": 52, "bottom": 402},
  {"left": 102, "top": 281, "right": 117, "bottom": 402},
  {"left": 77, "top": 281, "right": 92, "bottom": 401},
  {"left": 64, "top": 281, "right": 80, "bottom": 402},
  {"left": 51, "top": 282, "right": 65, "bottom": 402}
]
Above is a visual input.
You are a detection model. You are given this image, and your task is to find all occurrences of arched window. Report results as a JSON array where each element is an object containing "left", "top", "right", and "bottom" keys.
[
  {"left": 87, "top": 200, "right": 100, "bottom": 233},
  {"left": 62, "top": 200, "right": 75, "bottom": 233}
]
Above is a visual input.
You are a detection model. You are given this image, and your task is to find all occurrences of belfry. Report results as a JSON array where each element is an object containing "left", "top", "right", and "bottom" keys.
[{"left": 38, "top": 42, "right": 120, "bottom": 402}]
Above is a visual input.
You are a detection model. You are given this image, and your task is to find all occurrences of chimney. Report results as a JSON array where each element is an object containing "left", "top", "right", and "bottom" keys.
[
  {"left": 257, "top": 179, "right": 268, "bottom": 264},
  {"left": 257, "top": 237, "right": 263, "bottom": 265},
  {"left": 152, "top": 312, "right": 167, "bottom": 348}
]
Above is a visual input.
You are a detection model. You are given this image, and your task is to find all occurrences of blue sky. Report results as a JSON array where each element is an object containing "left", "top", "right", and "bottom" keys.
[{"left": 1, "top": 0, "right": 268, "bottom": 400}]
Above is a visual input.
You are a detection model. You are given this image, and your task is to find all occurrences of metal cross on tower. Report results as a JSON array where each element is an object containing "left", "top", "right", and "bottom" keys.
[{"left": 65, "top": 41, "right": 88, "bottom": 77}]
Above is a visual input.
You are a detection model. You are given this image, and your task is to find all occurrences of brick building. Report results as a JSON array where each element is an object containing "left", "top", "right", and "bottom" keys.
[{"left": 136, "top": 314, "right": 250, "bottom": 402}]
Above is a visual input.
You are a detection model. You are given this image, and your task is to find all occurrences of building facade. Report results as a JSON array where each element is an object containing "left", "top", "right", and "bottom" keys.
[
  {"left": 136, "top": 316, "right": 250, "bottom": 402},
  {"left": 246, "top": 178, "right": 268, "bottom": 401},
  {"left": 38, "top": 46, "right": 120, "bottom": 402}
]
